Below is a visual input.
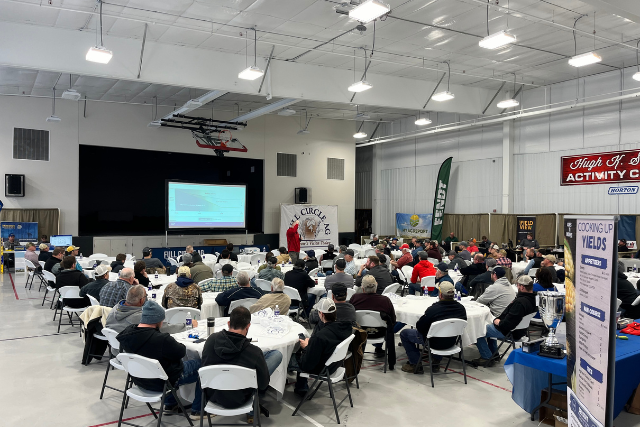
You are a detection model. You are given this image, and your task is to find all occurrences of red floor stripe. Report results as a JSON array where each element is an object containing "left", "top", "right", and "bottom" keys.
[
  {"left": 8, "top": 272, "right": 19, "bottom": 300},
  {"left": 87, "top": 413, "right": 153, "bottom": 427},
  {"left": 446, "top": 368, "right": 512, "bottom": 392}
]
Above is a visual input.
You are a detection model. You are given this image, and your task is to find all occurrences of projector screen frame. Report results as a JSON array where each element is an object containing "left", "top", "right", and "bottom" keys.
[{"left": 165, "top": 179, "right": 248, "bottom": 232}]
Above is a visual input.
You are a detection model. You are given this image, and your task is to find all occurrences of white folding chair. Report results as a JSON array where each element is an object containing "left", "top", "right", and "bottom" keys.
[
  {"left": 321, "top": 260, "right": 334, "bottom": 271},
  {"left": 415, "top": 319, "right": 468, "bottom": 387},
  {"left": 401, "top": 265, "right": 414, "bottom": 284},
  {"left": 116, "top": 353, "right": 194, "bottom": 427},
  {"left": 231, "top": 270, "right": 239, "bottom": 278},
  {"left": 420, "top": 276, "right": 436, "bottom": 296},
  {"left": 283, "top": 286, "right": 306, "bottom": 322},
  {"left": 167, "top": 258, "right": 179, "bottom": 269},
  {"left": 554, "top": 283, "right": 566, "bottom": 293},
  {"left": 54, "top": 286, "right": 89, "bottom": 333},
  {"left": 229, "top": 298, "right": 259, "bottom": 312},
  {"left": 42, "top": 270, "right": 58, "bottom": 308},
  {"left": 250, "top": 253, "right": 262, "bottom": 265},
  {"left": 237, "top": 262, "right": 252, "bottom": 270},
  {"left": 364, "top": 249, "right": 377, "bottom": 257},
  {"left": 126, "top": 254, "right": 133, "bottom": 261},
  {"left": 355, "top": 310, "right": 390, "bottom": 373},
  {"left": 99, "top": 327, "right": 127, "bottom": 399},
  {"left": 483, "top": 312, "right": 537, "bottom": 367},
  {"left": 88, "top": 295, "right": 100, "bottom": 306},
  {"left": 382, "top": 283, "right": 400, "bottom": 295},
  {"left": 271, "top": 250, "right": 280, "bottom": 257},
  {"left": 197, "top": 365, "right": 260, "bottom": 427},
  {"left": 164, "top": 307, "right": 201, "bottom": 324},
  {"left": 308, "top": 267, "right": 321, "bottom": 278},
  {"left": 292, "top": 334, "right": 355, "bottom": 424},
  {"left": 90, "top": 253, "right": 109, "bottom": 260},
  {"left": 254, "top": 279, "right": 272, "bottom": 292},
  {"left": 528, "top": 268, "right": 538, "bottom": 278},
  {"left": 427, "top": 257, "right": 440, "bottom": 265},
  {"left": 24, "top": 259, "right": 46, "bottom": 291},
  {"left": 348, "top": 244, "right": 361, "bottom": 249},
  {"left": 39, "top": 260, "right": 46, "bottom": 268},
  {"left": 346, "top": 288, "right": 356, "bottom": 301}
]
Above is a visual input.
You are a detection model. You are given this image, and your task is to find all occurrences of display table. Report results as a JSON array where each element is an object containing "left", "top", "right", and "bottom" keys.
[{"left": 504, "top": 331, "right": 640, "bottom": 420}]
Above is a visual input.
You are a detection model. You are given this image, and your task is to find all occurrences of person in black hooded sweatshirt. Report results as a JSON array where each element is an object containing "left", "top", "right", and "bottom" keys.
[{"left": 201, "top": 306, "right": 283, "bottom": 424}]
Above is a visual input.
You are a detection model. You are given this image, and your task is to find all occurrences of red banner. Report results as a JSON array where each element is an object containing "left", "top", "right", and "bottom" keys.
[{"left": 561, "top": 149, "right": 640, "bottom": 186}]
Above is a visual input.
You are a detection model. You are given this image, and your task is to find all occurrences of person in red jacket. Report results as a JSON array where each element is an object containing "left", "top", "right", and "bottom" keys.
[
  {"left": 408, "top": 252, "right": 436, "bottom": 295},
  {"left": 286, "top": 220, "right": 301, "bottom": 265}
]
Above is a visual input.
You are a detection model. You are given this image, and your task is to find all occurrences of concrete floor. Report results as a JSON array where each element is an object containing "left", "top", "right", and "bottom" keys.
[{"left": 1, "top": 270, "right": 637, "bottom": 427}]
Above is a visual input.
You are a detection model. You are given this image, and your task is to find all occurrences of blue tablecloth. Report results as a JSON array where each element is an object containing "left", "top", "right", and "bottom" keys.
[{"left": 505, "top": 332, "right": 640, "bottom": 419}]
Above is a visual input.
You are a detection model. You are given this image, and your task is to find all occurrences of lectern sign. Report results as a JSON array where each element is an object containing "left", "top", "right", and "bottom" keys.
[{"left": 561, "top": 149, "right": 640, "bottom": 186}]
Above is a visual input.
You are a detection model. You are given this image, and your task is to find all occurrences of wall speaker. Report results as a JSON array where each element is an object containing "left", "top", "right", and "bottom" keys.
[
  {"left": 5, "top": 174, "right": 25, "bottom": 197},
  {"left": 295, "top": 187, "right": 310, "bottom": 204}
]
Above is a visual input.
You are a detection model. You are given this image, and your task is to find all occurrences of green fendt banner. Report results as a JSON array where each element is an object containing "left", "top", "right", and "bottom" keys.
[{"left": 431, "top": 157, "right": 453, "bottom": 243}]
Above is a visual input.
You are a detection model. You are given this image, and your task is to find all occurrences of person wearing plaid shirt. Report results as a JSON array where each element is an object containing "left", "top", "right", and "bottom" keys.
[
  {"left": 495, "top": 249, "right": 512, "bottom": 269},
  {"left": 199, "top": 264, "right": 238, "bottom": 293}
]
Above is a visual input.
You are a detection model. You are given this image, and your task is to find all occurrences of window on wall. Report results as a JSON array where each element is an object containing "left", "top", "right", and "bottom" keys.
[
  {"left": 13, "top": 128, "right": 49, "bottom": 161},
  {"left": 277, "top": 153, "right": 297, "bottom": 177},
  {"left": 327, "top": 157, "right": 344, "bottom": 180}
]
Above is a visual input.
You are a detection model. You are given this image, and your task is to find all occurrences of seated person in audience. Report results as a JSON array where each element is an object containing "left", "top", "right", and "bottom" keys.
[
  {"left": 177, "top": 245, "right": 193, "bottom": 263},
  {"left": 215, "top": 271, "right": 264, "bottom": 316},
  {"left": 117, "top": 300, "right": 203, "bottom": 419},
  {"left": 476, "top": 267, "right": 516, "bottom": 317},
  {"left": 226, "top": 243, "right": 239, "bottom": 262},
  {"left": 258, "top": 257, "right": 285, "bottom": 281},
  {"left": 473, "top": 275, "right": 537, "bottom": 366},
  {"left": 427, "top": 241, "right": 442, "bottom": 262},
  {"left": 381, "top": 241, "right": 392, "bottom": 256},
  {"left": 432, "top": 263, "right": 454, "bottom": 297},
  {"left": 55, "top": 255, "right": 90, "bottom": 290},
  {"left": 408, "top": 237, "right": 418, "bottom": 249},
  {"left": 479, "top": 236, "right": 492, "bottom": 251},
  {"left": 162, "top": 266, "right": 202, "bottom": 310},
  {"left": 141, "top": 247, "right": 166, "bottom": 273},
  {"left": 304, "top": 250, "right": 319, "bottom": 273},
  {"left": 434, "top": 240, "right": 446, "bottom": 257},
  {"left": 188, "top": 252, "right": 214, "bottom": 283},
  {"left": 289, "top": 298, "right": 353, "bottom": 396},
  {"left": 24, "top": 242, "right": 40, "bottom": 268},
  {"left": 389, "top": 237, "right": 400, "bottom": 251},
  {"left": 444, "top": 232, "right": 459, "bottom": 247},
  {"left": 106, "top": 285, "right": 189, "bottom": 342},
  {"left": 468, "top": 258, "right": 497, "bottom": 295},
  {"left": 323, "top": 259, "right": 355, "bottom": 290},
  {"left": 370, "top": 235, "right": 380, "bottom": 246},
  {"left": 467, "top": 239, "right": 480, "bottom": 255},
  {"left": 355, "top": 255, "right": 393, "bottom": 294},
  {"left": 100, "top": 268, "right": 138, "bottom": 308},
  {"left": 411, "top": 240, "right": 425, "bottom": 259},
  {"left": 40, "top": 235, "right": 49, "bottom": 245},
  {"left": 38, "top": 243, "right": 52, "bottom": 262},
  {"left": 45, "top": 247, "right": 64, "bottom": 272},
  {"left": 319, "top": 244, "right": 337, "bottom": 262},
  {"left": 521, "top": 248, "right": 540, "bottom": 276},
  {"left": 390, "top": 244, "right": 413, "bottom": 270},
  {"left": 3, "top": 233, "right": 18, "bottom": 249},
  {"left": 495, "top": 248, "right": 512, "bottom": 268},
  {"left": 200, "top": 264, "right": 238, "bottom": 293},
  {"left": 110, "top": 253, "right": 127, "bottom": 274},
  {"left": 284, "top": 260, "right": 317, "bottom": 312},
  {"left": 257, "top": 252, "right": 280, "bottom": 273},
  {"left": 343, "top": 249, "right": 358, "bottom": 276},
  {"left": 540, "top": 255, "right": 558, "bottom": 283},
  {"left": 332, "top": 245, "right": 348, "bottom": 267},
  {"left": 65, "top": 246, "right": 84, "bottom": 272},
  {"left": 134, "top": 260, "right": 150, "bottom": 287},
  {"left": 215, "top": 249, "right": 237, "bottom": 268},
  {"left": 408, "top": 252, "right": 436, "bottom": 295},
  {"left": 80, "top": 264, "right": 112, "bottom": 301},
  {"left": 456, "top": 254, "right": 486, "bottom": 295},
  {"left": 351, "top": 276, "right": 397, "bottom": 369},
  {"left": 309, "top": 284, "right": 357, "bottom": 332},
  {"left": 485, "top": 244, "right": 499, "bottom": 259},
  {"left": 180, "top": 253, "right": 193, "bottom": 268},
  {"left": 276, "top": 246, "right": 290, "bottom": 264},
  {"left": 534, "top": 267, "right": 555, "bottom": 292},
  {"left": 446, "top": 250, "right": 467, "bottom": 271},
  {"left": 520, "top": 233, "right": 539, "bottom": 249},
  {"left": 202, "top": 306, "right": 282, "bottom": 424},
  {"left": 250, "top": 278, "right": 291, "bottom": 315},
  {"left": 617, "top": 261, "right": 640, "bottom": 319},
  {"left": 457, "top": 241, "right": 472, "bottom": 261},
  {"left": 400, "top": 282, "right": 467, "bottom": 374},
  {"left": 618, "top": 239, "right": 629, "bottom": 253}
]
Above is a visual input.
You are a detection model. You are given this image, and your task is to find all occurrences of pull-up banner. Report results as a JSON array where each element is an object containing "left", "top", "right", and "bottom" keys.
[
  {"left": 431, "top": 157, "right": 453, "bottom": 242},
  {"left": 395, "top": 213, "right": 432, "bottom": 239},
  {"left": 561, "top": 149, "right": 640, "bottom": 186},
  {"left": 516, "top": 216, "right": 536, "bottom": 243}
]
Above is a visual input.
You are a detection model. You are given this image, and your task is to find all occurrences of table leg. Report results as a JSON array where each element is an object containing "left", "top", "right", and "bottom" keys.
[{"left": 530, "top": 373, "right": 552, "bottom": 421}]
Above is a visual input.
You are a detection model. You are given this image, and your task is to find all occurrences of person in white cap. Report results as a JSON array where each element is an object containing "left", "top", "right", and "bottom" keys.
[{"left": 80, "top": 264, "right": 112, "bottom": 301}]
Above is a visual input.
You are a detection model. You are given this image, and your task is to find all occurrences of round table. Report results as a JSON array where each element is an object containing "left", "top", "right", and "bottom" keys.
[
  {"left": 392, "top": 296, "right": 493, "bottom": 347},
  {"left": 175, "top": 316, "right": 308, "bottom": 398}
]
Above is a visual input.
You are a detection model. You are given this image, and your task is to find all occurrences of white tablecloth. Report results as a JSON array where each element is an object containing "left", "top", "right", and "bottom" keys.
[
  {"left": 393, "top": 296, "right": 493, "bottom": 347},
  {"left": 511, "top": 261, "right": 529, "bottom": 276},
  {"left": 626, "top": 272, "right": 640, "bottom": 287},
  {"left": 176, "top": 317, "right": 308, "bottom": 398}
]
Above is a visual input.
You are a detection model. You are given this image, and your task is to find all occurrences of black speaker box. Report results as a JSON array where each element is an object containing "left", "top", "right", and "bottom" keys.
[
  {"left": 295, "top": 187, "right": 310, "bottom": 204},
  {"left": 5, "top": 174, "right": 25, "bottom": 197}
]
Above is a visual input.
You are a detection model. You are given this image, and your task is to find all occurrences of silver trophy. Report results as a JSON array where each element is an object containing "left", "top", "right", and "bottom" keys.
[{"left": 538, "top": 291, "right": 566, "bottom": 359}]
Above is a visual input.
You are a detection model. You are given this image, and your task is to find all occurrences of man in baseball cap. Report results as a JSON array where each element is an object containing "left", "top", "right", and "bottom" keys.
[
  {"left": 80, "top": 264, "right": 112, "bottom": 301},
  {"left": 400, "top": 280, "right": 467, "bottom": 374},
  {"left": 64, "top": 246, "right": 84, "bottom": 272},
  {"left": 391, "top": 243, "right": 413, "bottom": 271},
  {"left": 117, "top": 300, "right": 203, "bottom": 418},
  {"left": 476, "top": 266, "right": 515, "bottom": 317},
  {"left": 540, "top": 254, "right": 559, "bottom": 283},
  {"left": 343, "top": 249, "right": 358, "bottom": 276},
  {"left": 389, "top": 237, "right": 399, "bottom": 251},
  {"left": 309, "top": 283, "right": 356, "bottom": 333}
]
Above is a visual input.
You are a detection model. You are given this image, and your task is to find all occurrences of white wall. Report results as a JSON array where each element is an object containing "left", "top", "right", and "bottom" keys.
[{"left": 0, "top": 95, "right": 356, "bottom": 239}]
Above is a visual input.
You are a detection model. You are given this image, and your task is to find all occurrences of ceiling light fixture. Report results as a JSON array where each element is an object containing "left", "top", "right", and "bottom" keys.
[
  {"left": 568, "top": 15, "right": 601, "bottom": 67},
  {"left": 348, "top": 47, "right": 373, "bottom": 93},
  {"left": 497, "top": 72, "right": 520, "bottom": 109},
  {"left": 297, "top": 110, "right": 312, "bottom": 135},
  {"left": 86, "top": 1, "right": 112, "bottom": 64},
  {"left": 46, "top": 89, "right": 60, "bottom": 123},
  {"left": 239, "top": 28, "right": 264, "bottom": 80},
  {"left": 479, "top": 30, "right": 516, "bottom": 49},
  {"left": 61, "top": 74, "right": 81, "bottom": 101},
  {"left": 432, "top": 61, "right": 454, "bottom": 102},
  {"left": 278, "top": 108, "right": 297, "bottom": 116},
  {"left": 353, "top": 131, "right": 368, "bottom": 138},
  {"left": 415, "top": 116, "right": 432, "bottom": 126},
  {"left": 349, "top": 0, "right": 390, "bottom": 24},
  {"left": 634, "top": 40, "right": 640, "bottom": 81}
]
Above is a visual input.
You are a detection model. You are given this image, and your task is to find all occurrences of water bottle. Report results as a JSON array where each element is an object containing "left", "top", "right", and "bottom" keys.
[
  {"left": 185, "top": 312, "right": 193, "bottom": 330},
  {"left": 457, "top": 291, "right": 462, "bottom": 301},
  {"left": 93, "top": 262, "right": 98, "bottom": 269},
  {"left": 423, "top": 287, "right": 428, "bottom": 297},
  {"left": 79, "top": 253, "right": 83, "bottom": 259},
  {"left": 634, "top": 266, "right": 637, "bottom": 273},
  {"left": 155, "top": 271, "right": 159, "bottom": 279},
  {"left": 147, "top": 283, "right": 152, "bottom": 292},
  {"left": 454, "top": 264, "right": 458, "bottom": 272},
  {"left": 274, "top": 305, "right": 280, "bottom": 317},
  {"left": 151, "top": 291, "right": 156, "bottom": 301}
]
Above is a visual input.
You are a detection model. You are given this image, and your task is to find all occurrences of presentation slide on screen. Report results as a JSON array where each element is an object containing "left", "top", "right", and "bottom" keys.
[{"left": 167, "top": 182, "right": 246, "bottom": 228}]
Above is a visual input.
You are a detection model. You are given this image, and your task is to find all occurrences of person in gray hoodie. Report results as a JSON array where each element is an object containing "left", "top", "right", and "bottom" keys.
[{"left": 475, "top": 267, "right": 516, "bottom": 317}]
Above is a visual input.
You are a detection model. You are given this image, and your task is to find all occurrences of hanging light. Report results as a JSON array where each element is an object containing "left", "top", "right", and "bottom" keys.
[
  {"left": 353, "top": 131, "right": 368, "bottom": 138},
  {"left": 239, "top": 28, "right": 265, "bottom": 80},
  {"left": 479, "top": 30, "right": 516, "bottom": 49},
  {"left": 633, "top": 40, "right": 640, "bottom": 81},
  {"left": 497, "top": 73, "right": 520, "bottom": 109},
  {"left": 415, "top": 111, "right": 432, "bottom": 126},
  {"left": 348, "top": 80, "right": 373, "bottom": 92},
  {"left": 432, "top": 61, "right": 454, "bottom": 102},
  {"left": 86, "top": 1, "right": 112, "bottom": 64},
  {"left": 567, "top": 16, "right": 601, "bottom": 67},
  {"left": 349, "top": 0, "right": 390, "bottom": 24}
]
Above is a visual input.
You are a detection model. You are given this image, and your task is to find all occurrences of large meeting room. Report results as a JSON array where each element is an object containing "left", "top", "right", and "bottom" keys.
[{"left": 2, "top": 0, "right": 640, "bottom": 426}]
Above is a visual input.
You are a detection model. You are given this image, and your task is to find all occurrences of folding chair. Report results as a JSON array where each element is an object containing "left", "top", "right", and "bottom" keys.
[
  {"left": 528, "top": 268, "right": 538, "bottom": 278},
  {"left": 321, "top": 259, "right": 334, "bottom": 273},
  {"left": 99, "top": 328, "right": 127, "bottom": 399},
  {"left": 283, "top": 286, "right": 307, "bottom": 323},
  {"left": 42, "top": 270, "right": 58, "bottom": 308},
  {"left": 116, "top": 353, "right": 194, "bottom": 427},
  {"left": 346, "top": 288, "right": 356, "bottom": 301},
  {"left": 400, "top": 266, "right": 413, "bottom": 285},
  {"left": 164, "top": 307, "right": 201, "bottom": 323},
  {"left": 364, "top": 249, "right": 377, "bottom": 257},
  {"left": 554, "top": 283, "right": 565, "bottom": 293},
  {"left": 54, "top": 286, "right": 89, "bottom": 333},
  {"left": 254, "top": 279, "right": 272, "bottom": 292},
  {"left": 382, "top": 283, "right": 400, "bottom": 295},
  {"left": 90, "top": 253, "right": 109, "bottom": 261},
  {"left": 25, "top": 259, "right": 46, "bottom": 291},
  {"left": 414, "top": 319, "right": 468, "bottom": 387},
  {"left": 484, "top": 312, "right": 536, "bottom": 367},
  {"left": 88, "top": 295, "right": 100, "bottom": 306},
  {"left": 292, "top": 334, "right": 355, "bottom": 424},
  {"left": 229, "top": 298, "right": 259, "bottom": 312},
  {"left": 197, "top": 365, "right": 260, "bottom": 427},
  {"left": 237, "top": 262, "right": 252, "bottom": 270},
  {"left": 249, "top": 253, "right": 262, "bottom": 265},
  {"left": 396, "top": 268, "right": 409, "bottom": 296},
  {"left": 355, "top": 310, "right": 389, "bottom": 373},
  {"left": 420, "top": 276, "right": 436, "bottom": 296},
  {"left": 308, "top": 267, "right": 321, "bottom": 278},
  {"left": 427, "top": 257, "right": 440, "bottom": 265}
]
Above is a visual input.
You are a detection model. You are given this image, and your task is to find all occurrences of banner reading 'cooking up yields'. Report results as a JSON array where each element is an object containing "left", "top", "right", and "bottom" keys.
[{"left": 280, "top": 204, "right": 339, "bottom": 250}]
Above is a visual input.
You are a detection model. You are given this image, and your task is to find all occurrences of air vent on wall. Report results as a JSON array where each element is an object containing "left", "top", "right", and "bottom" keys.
[
  {"left": 13, "top": 128, "right": 49, "bottom": 161},
  {"left": 277, "top": 153, "right": 297, "bottom": 177},
  {"left": 327, "top": 157, "right": 345, "bottom": 180}
]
